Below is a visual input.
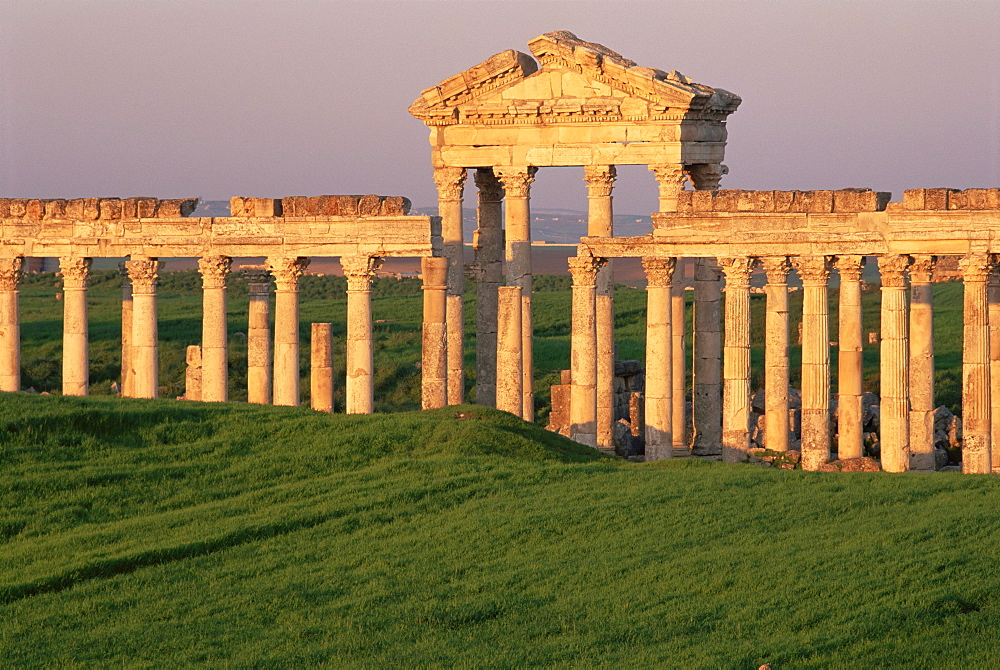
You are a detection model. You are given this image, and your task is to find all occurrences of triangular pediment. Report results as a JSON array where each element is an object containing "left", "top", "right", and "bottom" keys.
[{"left": 409, "top": 31, "right": 740, "bottom": 126}]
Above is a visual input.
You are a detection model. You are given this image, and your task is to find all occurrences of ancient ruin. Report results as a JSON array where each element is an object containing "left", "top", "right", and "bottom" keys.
[{"left": 3, "top": 31, "right": 1000, "bottom": 475}]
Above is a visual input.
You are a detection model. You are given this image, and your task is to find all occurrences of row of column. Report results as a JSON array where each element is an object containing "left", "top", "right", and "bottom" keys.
[{"left": 0, "top": 254, "right": 453, "bottom": 416}]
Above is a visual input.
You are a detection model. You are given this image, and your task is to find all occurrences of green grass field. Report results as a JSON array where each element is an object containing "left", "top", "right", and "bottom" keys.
[{"left": 2, "top": 393, "right": 999, "bottom": 667}]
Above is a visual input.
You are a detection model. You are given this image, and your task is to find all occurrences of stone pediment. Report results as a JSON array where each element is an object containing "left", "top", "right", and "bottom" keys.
[{"left": 409, "top": 31, "right": 740, "bottom": 126}]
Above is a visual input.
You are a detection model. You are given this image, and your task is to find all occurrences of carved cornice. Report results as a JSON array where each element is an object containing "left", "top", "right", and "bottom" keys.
[
  {"left": 878, "top": 254, "right": 912, "bottom": 288},
  {"left": 0, "top": 257, "right": 24, "bottom": 291},
  {"left": 641, "top": 257, "right": 676, "bottom": 287},
  {"left": 793, "top": 256, "right": 834, "bottom": 284},
  {"left": 495, "top": 166, "right": 537, "bottom": 198},
  {"left": 958, "top": 253, "right": 995, "bottom": 282},
  {"left": 198, "top": 256, "right": 231, "bottom": 290},
  {"left": 125, "top": 259, "right": 160, "bottom": 294},
  {"left": 686, "top": 163, "right": 728, "bottom": 191},
  {"left": 760, "top": 256, "right": 792, "bottom": 284},
  {"left": 567, "top": 255, "right": 606, "bottom": 286},
  {"left": 59, "top": 257, "right": 92, "bottom": 289},
  {"left": 909, "top": 255, "right": 936, "bottom": 284},
  {"left": 474, "top": 168, "right": 504, "bottom": 203},
  {"left": 267, "top": 257, "right": 310, "bottom": 292},
  {"left": 718, "top": 256, "right": 756, "bottom": 287},
  {"left": 834, "top": 255, "right": 866, "bottom": 282},
  {"left": 433, "top": 167, "right": 468, "bottom": 201},
  {"left": 583, "top": 165, "right": 617, "bottom": 198},
  {"left": 342, "top": 256, "right": 383, "bottom": 292}
]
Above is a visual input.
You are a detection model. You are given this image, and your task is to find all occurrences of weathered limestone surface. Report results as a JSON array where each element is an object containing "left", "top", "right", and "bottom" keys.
[
  {"left": 719, "top": 256, "right": 755, "bottom": 462},
  {"left": 909, "top": 255, "right": 936, "bottom": 470},
  {"left": 0, "top": 257, "right": 23, "bottom": 392},
  {"left": 421, "top": 257, "right": 448, "bottom": 410},
  {"left": 199, "top": 256, "right": 231, "bottom": 402},
  {"left": 585, "top": 165, "right": 617, "bottom": 449},
  {"left": 126, "top": 259, "right": 160, "bottom": 399},
  {"left": 343, "top": 256, "right": 381, "bottom": 415},
  {"left": 878, "top": 254, "right": 911, "bottom": 473},
  {"left": 496, "top": 286, "right": 523, "bottom": 416},
  {"left": 119, "top": 264, "right": 133, "bottom": 397},
  {"left": 0, "top": 197, "right": 198, "bottom": 220},
  {"left": 473, "top": 168, "right": 504, "bottom": 407},
  {"left": 568, "top": 256, "right": 604, "bottom": 447},
  {"left": 762, "top": 257, "right": 791, "bottom": 452},
  {"left": 311, "top": 323, "right": 334, "bottom": 413},
  {"left": 835, "top": 255, "right": 865, "bottom": 460},
  {"left": 60, "top": 256, "right": 91, "bottom": 396},
  {"left": 242, "top": 266, "right": 272, "bottom": 405},
  {"left": 269, "top": 257, "right": 309, "bottom": 407},
  {"left": 642, "top": 257, "right": 675, "bottom": 460},
  {"left": 184, "top": 345, "right": 202, "bottom": 401},
  {"left": 692, "top": 259, "right": 722, "bottom": 455},
  {"left": 795, "top": 256, "right": 833, "bottom": 471},
  {"left": 960, "top": 254, "right": 993, "bottom": 474},
  {"left": 433, "top": 167, "right": 467, "bottom": 405}
]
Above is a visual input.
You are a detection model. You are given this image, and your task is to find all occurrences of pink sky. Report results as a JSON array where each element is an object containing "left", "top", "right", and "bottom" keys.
[{"left": 2, "top": 0, "right": 998, "bottom": 214}]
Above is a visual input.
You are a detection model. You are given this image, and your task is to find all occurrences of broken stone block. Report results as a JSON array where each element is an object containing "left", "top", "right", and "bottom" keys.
[
  {"left": 25, "top": 199, "right": 45, "bottom": 220},
  {"left": 922, "top": 188, "right": 958, "bottom": 210},
  {"left": 136, "top": 198, "right": 159, "bottom": 218},
  {"left": 380, "top": 196, "right": 412, "bottom": 215},
  {"left": 156, "top": 198, "right": 198, "bottom": 217},
  {"left": 43, "top": 199, "right": 67, "bottom": 219},
  {"left": 98, "top": 198, "right": 122, "bottom": 220},
  {"left": 359, "top": 194, "right": 383, "bottom": 216},
  {"left": 82, "top": 198, "right": 101, "bottom": 221},
  {"left": 8, "top": 199, "right": 28, "bottom": 218},
  {"left": 902, "top": 189, "right": 925, "bottom": 210},
  {"left": 337, "top": 195, "right": 360, "bottom": 216}
]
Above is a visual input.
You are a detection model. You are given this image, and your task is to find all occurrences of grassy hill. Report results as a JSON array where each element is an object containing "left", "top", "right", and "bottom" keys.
[{"left": 2, "top": 393, "right": 1000, "bottom": 667}]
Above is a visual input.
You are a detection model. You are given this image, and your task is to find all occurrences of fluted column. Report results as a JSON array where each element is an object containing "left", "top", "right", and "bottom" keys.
[
  {"left": 959, "top": 253, "right": 993, "bottom": 474},
  {"left": 762, "top": 257, "right": 792, "bottom": 452},
  {"left": 473, "top": 168, "right": 504, "bottom": 407},
  {"left": 569, "top": 255, "right": 605, "bottom": 447},
  {"left": 496, "top": 285, "right": 523, "bottom": 416},
  {"left": 990, "top": 264, "right": 1000, "bottom": 472},
  {"left": 0, "top": 257, "right": 24, "bottom": 392},
  {"left": 719, "top": 257, "right": 755, "bottom": 462},
  {"left": 60, "top": 257, "right": 91, "bottom": 396},
  {"left": 879, "top": 254, "right": 912, "bottom": 473},
  {"left": 909, "top": 255, "right": 936, "bottom": 470},
  {"left": 692, "top": 258, "right": 723, "bottom": 455},
  {"left": 794, "top": 256, "right": 833, "bottom": 471},
  {"left": 584, "top": 165, "right": 617, "bottom": 449},
  {"left": 311, "top": 323, "right": 333, "bottom": 413},
  {"left": 268, "top": 257, "right": 309, "bottom": 407},
  {"left": 421, "top": 256, "right": 448, "bottom": 410},
  {"left": 119, "top": 263, "right": 133, "bottom": 397},
  {"left": 643, "top": 257, "right": 676, "bottom": 460},
  {"left": 198, "top": 255, "right": 231, "bottom": 402},
  {"left": 496, "top": 166, "right": 537, "bottom": 421},
  {"left": 434, "top": 166, "right": 467, "bottom": 405},
  {"left": 343, "top": 255, "right": 381, "bottom": 414},
  {"left": 835, "top": 255, "right": 865, "bottom": 460},
  {"left": 125, "top": 259, "right": 160, "bottom": 399},
  {"left": 243, "top": 266, "right": 272, "bottom": 405}
]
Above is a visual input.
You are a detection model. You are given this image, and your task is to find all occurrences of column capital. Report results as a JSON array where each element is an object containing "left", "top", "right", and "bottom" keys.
[
  {"left": 125, "top": 259, "right": 160, "bottom": 294},
  {"left": 433, "top": 166, "right": 467, "bottom": 200},
  {"left": 583, "top": 165, "right": 617, "bottom": 198},
  {"left": 240, "top": 265, "right": 272, "bottom": 295},
  {"left": 686, "top": 163, "right": 728, "bottom": 190},
  {"left": 761, "top": 256, "right": 792, "bottom": 284},
  {"left": 342, "top": 255, "right": 382, "bottom": 292},
  {"left": 473, "top": 167, "right": 504, "bottom": 203},
  {"left": 878, "top": 254, "right": 912, "bottom": 288},
  {"left": 649, "top": 164, "right": 687, "bottom": 187},
  {"left": 909, "top": 254, "right": 937, "bottom": 284},
  {"left": 59, "top": 257, "right": 92, "bottom": 289},
  {"left": 267, "top": 257, "right": 310, "bottom": 292},
  {"left": 0, "top": 257, "right": 24, "bottom": 291},
  {"left": 834, "top": 254, "right": 866, "bottom": 282},
  {"left": 641, "top": 257, "right": 677, "bottom": 288},
  {"left": 718, "top": 256, "right": 757, "bottom": 287},
  {"left": 793, "top": 255, "right": 834, "bottom": 284},
  {"left": 494, "top": 166, "right": 537, "bottom": 198},
  {"left": 959, "top": 252, "right": 995, "bottom": 282},
  {"left": 198, "top": 255, "right": 231, "bottom": 290},
  {"left": 567, "top": 255, "right": 606, "bottom": 287}
]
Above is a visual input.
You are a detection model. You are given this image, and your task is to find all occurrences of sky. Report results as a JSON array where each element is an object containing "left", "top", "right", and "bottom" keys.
[{"left": 2, "top": 0, "right": 998, "bottom": 215}]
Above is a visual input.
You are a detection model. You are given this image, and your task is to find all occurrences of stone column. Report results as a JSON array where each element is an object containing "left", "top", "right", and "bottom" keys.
[
  {"left": 243, "top": 266, "right": 272, "bottom": 405},
  {"left": 60, "top": 257, "right": 91, "bottom": 396},
  {"left": 584, "top": 165, "right": 617, "bottom": 449},
  {"left": 794, "top": 256, "right": 834, "bottom": 471},
  {"left": 686, "top": 163, "right": 727, "bottom": 191},
  {"left": 343, "top": 255, "right": 381, "bottom": 415},
  {"left": 879, "top": 254, "right": 912, "bottom": 473},
  {"left": 909, "top": 255, "right": 936, "bottom": 470},
  {"left": 643, "top": 257, "right": 676, "bottom": 460},
  {"left": 496, "top": 285, "right": 523, "bottom": 416},
  {"left": 959, "top": 253, "right": 993, "bottom": 474},
  {"left": 719, "top": 257, "right": 755, "bottom": 463},
  {"left": 125, "top": 259, "right": 160, "bottom": 399},
  {"left": 761, "top": 257, "right": 792, "bottom": 452},
  {"left": 311, "top": 323, "right": 333, "bottom": 413},
  {"left": 198, "top": 256, "right": 231, "bottom": 402},
  {"left": 568, "top": 256, "right": 604, "bottom": 447},
  {"left": 835, "top": 255, "right": 866, "bottom": 460},
  {"left": 473, "top": 167, "right": 504, "bottom": 407},
  {"left": 691, "top": 258, "right": 723, "bottom": 455},
  {"left": 119, "top": 263, "right": 133, "bottom": 397},
  {"left": 421, "top": 256, "right": 448, "bottom": 410},
  {"left": 268, "top": 257, "right": 309, "bottom": 407},
  {"left": 0, "top": 257, "right": 24, "bottom": 392},
  {"left": 434, "top": 166, "right": 467, "bottom": 405},
  {"left": 649, "top": 165, "right": 688, "bottom": 214},
  {"left": 496, "top": 166, "right": 537, "bottom": 421},
  {"left": 990, "top": 264, "right": 1000, "bottom": 472}
]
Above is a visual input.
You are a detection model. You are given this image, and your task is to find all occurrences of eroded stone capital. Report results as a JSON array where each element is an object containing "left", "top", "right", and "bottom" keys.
[
  {"left": 718, "top": 256, "right": 756, "bottom": 287},
  {"left": 878, "top": 254, "right": 912, "bottom": 288},
  {"left": 0, "top": 257, "right": 24, "bottom": 291},
  {"left": 686, "top": 163, "right": 728, "bottom": 191},
  {"left": 761, "top": 256, "right": 792, "bottom": 284},
  {"left": 835, "top": 255, "right": 866, "bottom": 282},
  {"left": 641, "top": 257, "right": 677, "bottom": 288},
  {"left": 267, "top": 257, "right": 310, "bottom": 292},
  {"left": 959, "top": 253, "right": 995, "bottom": 282},
  {"left": 583, "top": 165, "right": 617, "bottom": 198},
  {"left": 59, "top": 257, "right": 92, "bottom": 289},
  {"left": 567, "top": 255, "right": 606, "bottom": 287},
  {"left": 495, "top": 166, "right": 537, "bottom": 198},
  {"left": 125, "top": 259, "right": 160, "bottom": 294},
  {"left": 793, "top": 255, "right": 834, "bottom": 285},
  {"left": 241, "top": 265, "right": 272, "bottom": 295},
  {"left": 198, "top": 255, "right": 231, "bottom": 290},
  {"left": 342, "top": 255, "right": 382, "bottom": 292},
  {"left": 474, "top": 168, "right": 504, "bottom": 203},
  {"left": 118, "top": 261, "right": 132, "bottom": 289},
  {"left": 433, "top": 167, "right": 467, "bottom": 200},
  {"left": 909, "top": 255, "right": 937, "bottom": 284}
]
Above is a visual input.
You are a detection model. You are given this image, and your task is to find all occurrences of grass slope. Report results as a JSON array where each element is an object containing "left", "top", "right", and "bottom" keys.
[{"left": 2, "top": 394, "right": 999, "bottom": 667}]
